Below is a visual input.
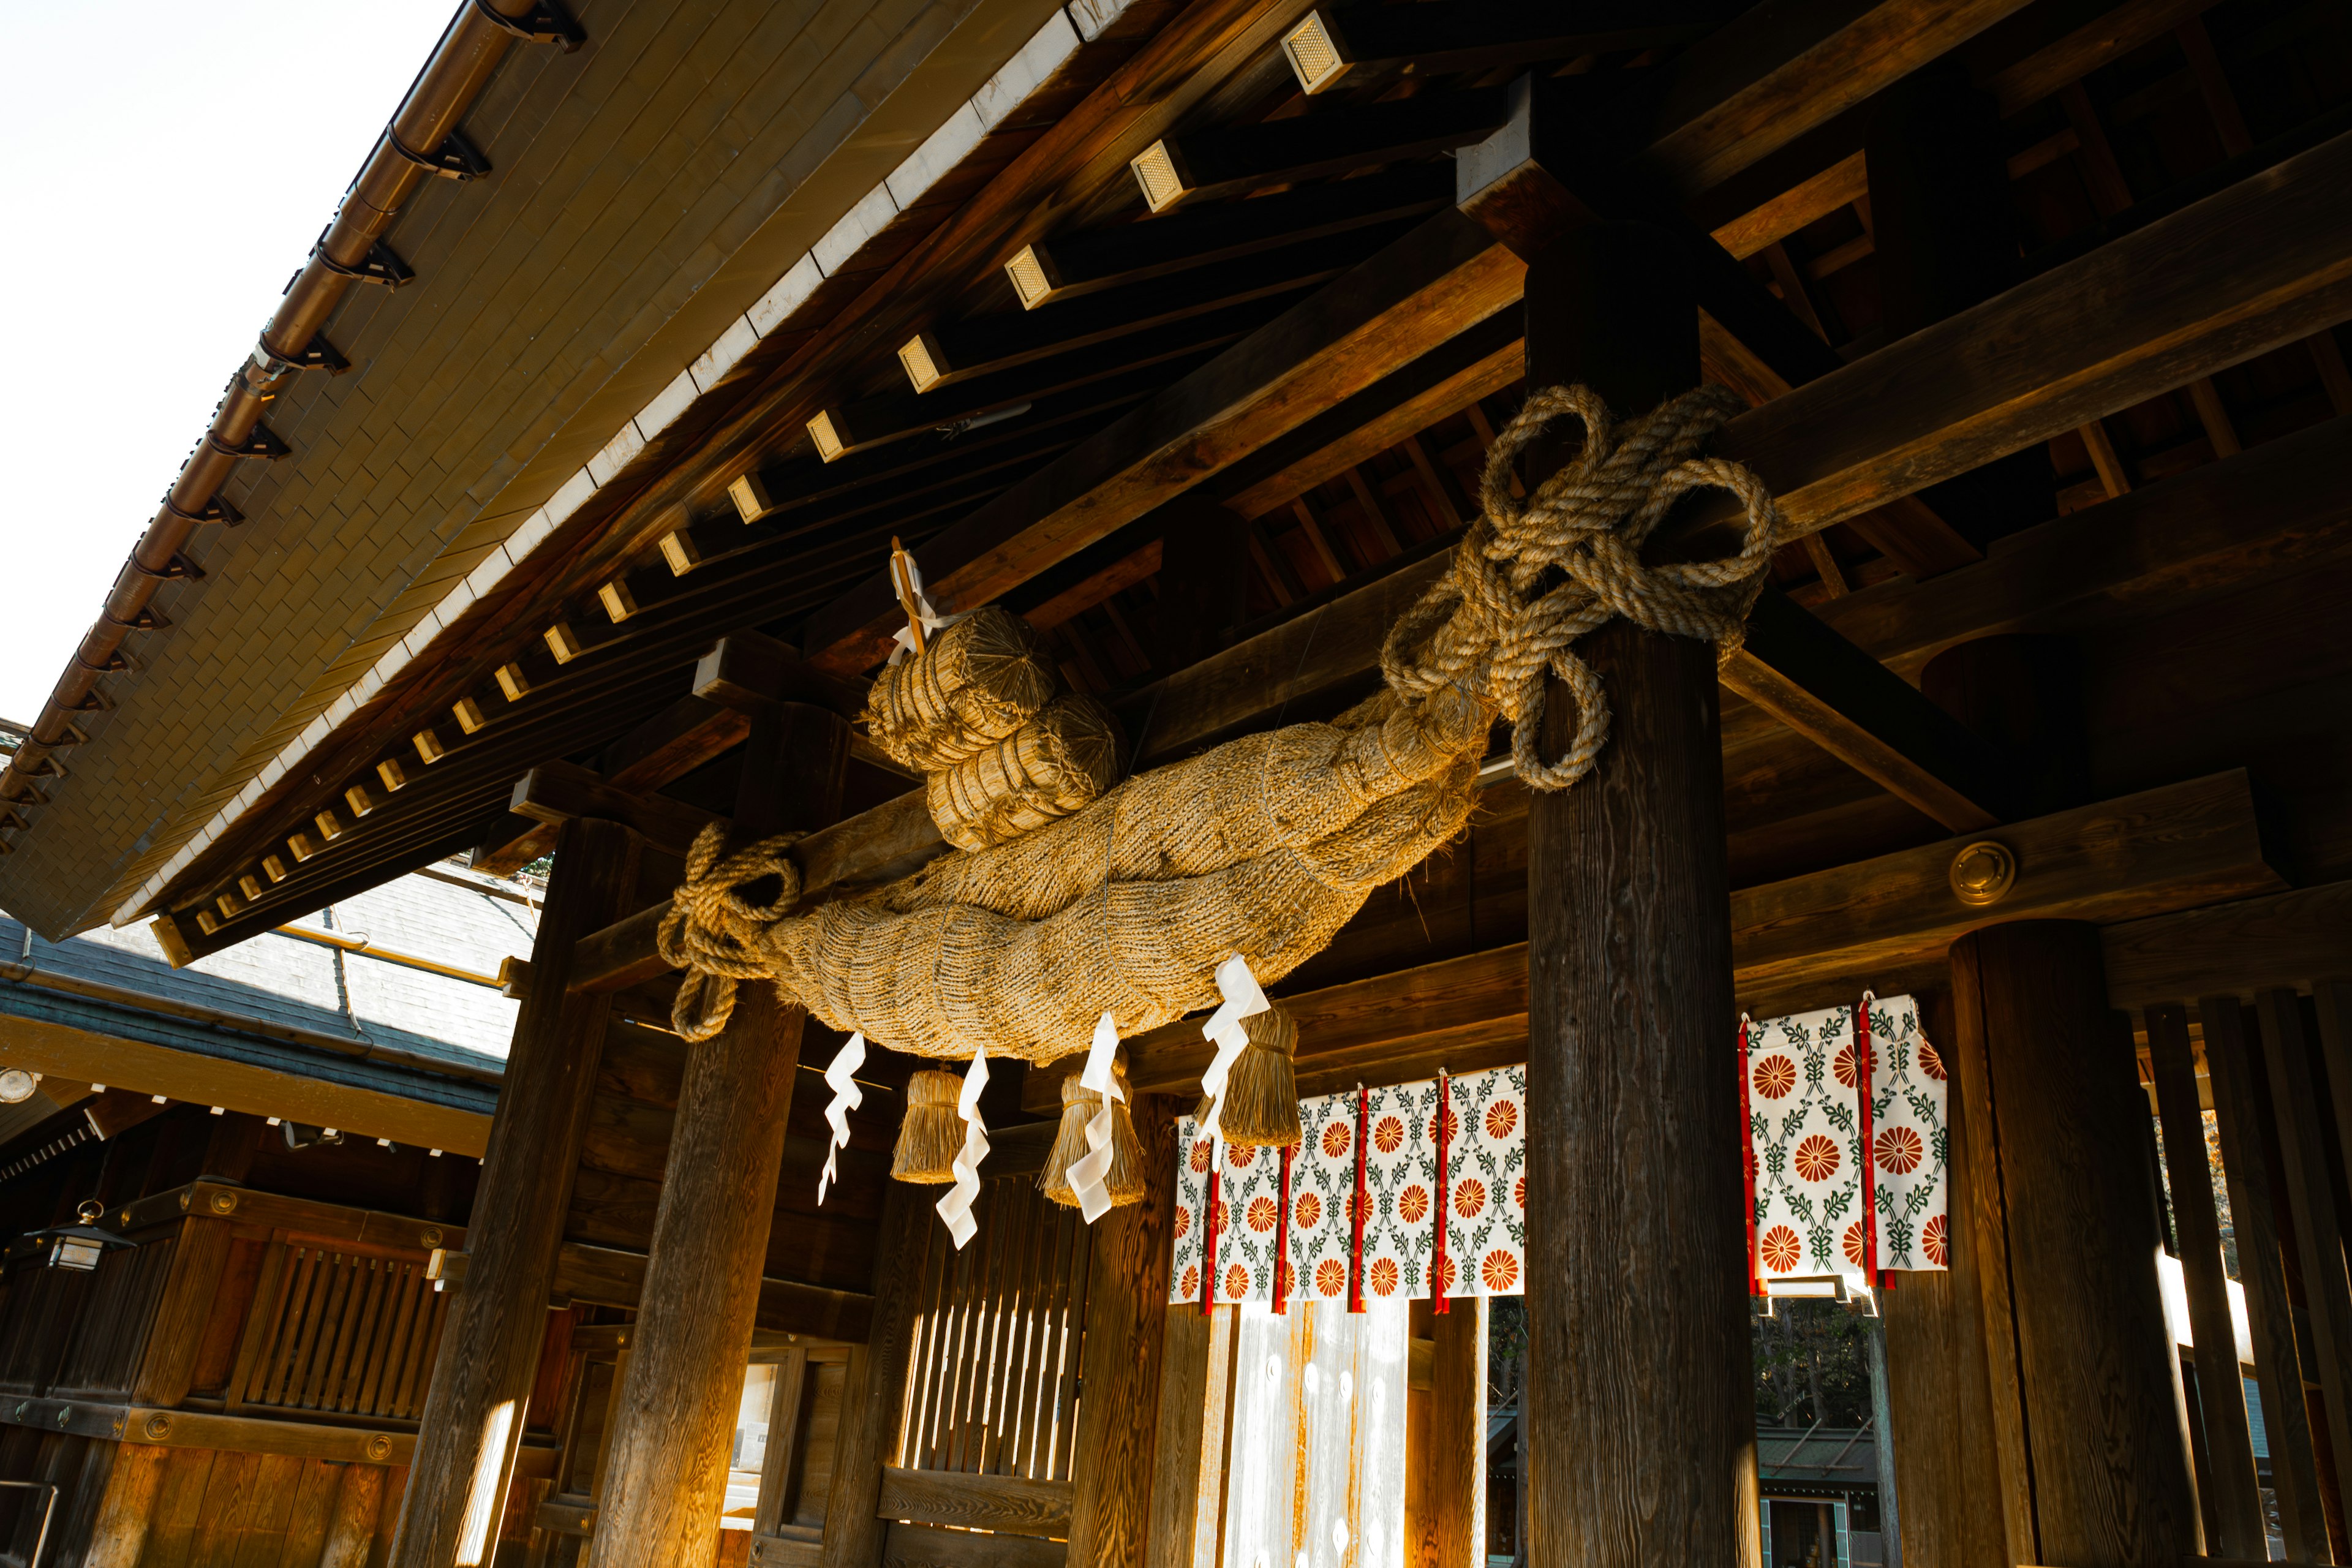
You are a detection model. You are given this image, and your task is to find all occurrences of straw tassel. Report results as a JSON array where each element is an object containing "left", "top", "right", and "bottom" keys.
[
  {"left": 1041, "top": 1061, "right": 1145, "bottom": 1209},
  {"left": 1193, "top": 1005, "right": 1302, "bottom": 1148},
  {"left": 892, "top": 1069, "right": 969, "bottom": 1183}
]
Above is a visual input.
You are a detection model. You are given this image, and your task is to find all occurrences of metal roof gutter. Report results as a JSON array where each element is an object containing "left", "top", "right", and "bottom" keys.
[{"left": 0, "top": 0, "right": 584, "bottom": 841}]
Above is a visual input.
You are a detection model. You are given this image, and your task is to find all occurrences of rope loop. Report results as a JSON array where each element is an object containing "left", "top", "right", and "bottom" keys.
[
  {"left": 658, "top": 823, "right": 804, "bottom": 1041},
  {"left": 1381, "top": 382, "right": 1782, "bottom": 791}
]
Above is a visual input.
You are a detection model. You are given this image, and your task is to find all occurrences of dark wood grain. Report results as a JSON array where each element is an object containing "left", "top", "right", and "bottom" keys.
[
  {"left": 1412, "top": 1298, "right": 1486, "bottom": 1568},
  {"left": 1879, "top": 990, "right": 2010, "bottom": 1568},
  {"left": 1063, "top": 1093, "right": 1177, "bottom": 1566},
  {"left": 586, "top": 706, "right": 847, "bottom": 1568},
  {"left": 385, "top": 816, "right": 640, "bottom": 1568},
  {"left": 2103, "top": 882, "right": 2352, "bottom": 1009},
  {"left": 1517, "top": 223, "right": 1753, "bottom": 1567},
  {"left": 873, "top": 1469, "right": 1071, "bottom": 1535},
  {"left": 2147, "top": 1001, "right": 2266, "bottom": 1555},
  {"left": 1950, "top": 922, "right": 2193, "bottom": 1564},
  {"left": 879, "top": 1520, "right": 1067, "bottom": 1568},
  {"left": 821, "top": 1179, "right": 929, "bottom": 1568},
  {"left": 551, "top": 1242, "right": 873, "bottom": 1343},
  {"left": 2199, "top": 993, "right": 2326, "bottom": 1559},
  {"left": 1142, "top": 1299, "right": 1226, "bottom": 1568},
  {"left": 510, "top": 761, "right": 720, "bottom": 859},
  {"left": 2254, "top": 985, "right": 2352, "bottom": 1538}
]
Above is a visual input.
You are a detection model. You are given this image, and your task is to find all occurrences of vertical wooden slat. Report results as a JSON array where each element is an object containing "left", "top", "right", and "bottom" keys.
[
  {"left": 263, "top": 1250, "right": 325, "bottom": 1406},
  {"left": 227, "top": 1243, "right": 292, "bottom": 1413},
  {"left": 754, "top": 1349, "right": 809, "bottom": 1539},
  {"left": 80, "top": 1441, "right": 169, "bottom": 1568},
  {"left": 313, "top": 1256, "right": 369, "bottom": 1410},
  {"left": 820, "top": 1179, "right": 927, "bottom": 1568},
  {"left": 133, "top": 1216, "right": 235, "bottom": 1407},
  {"left": 368, "top": 1267, "right": 424, "bottom": 1418},
  {"left": 274, "top": 1459, "right": 343, "bottom": 1568},
  {"left": 337, "top": 1259, "right": 393, "bottom": 1412},
  {"left": 2203, "top": 993, "right": 2328, "bottom": 1561},
  {"left": 319, "top": 1463, "right": 386, "bottom": 1568},
  {"left": 1145, "top": 1306, "right": 1232, "bottom": 1568},
  {"left": 1050, "top": 1214, "right": 1093, "bottom": 1482},
  {"left": 2256, "top": 986, "right": 2352, "bottom": 1529},
  {"left": 899, "top": 1222, "right": 946, "bottom": 1471},
  {"left": 1006, "top": 1183, "right": 1059, "bottom": 1477},
  {"left": 2148, "top": 1001, "right": 2266, "bottom": 1555},
  {"left": 299, "top": 1256, "right": 358, "bottom": 1408},
  {"left": 1948, "top": 943, "right": 2040, "bottom": 1566}
]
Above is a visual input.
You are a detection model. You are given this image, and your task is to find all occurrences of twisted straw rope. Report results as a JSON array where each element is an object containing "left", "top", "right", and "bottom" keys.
[
  {"left": 657, "top": 823, "right": 803, "bottom": 1041},
  {"left": 1381, "top": 383, "right": 1784, "bottom": 791}
]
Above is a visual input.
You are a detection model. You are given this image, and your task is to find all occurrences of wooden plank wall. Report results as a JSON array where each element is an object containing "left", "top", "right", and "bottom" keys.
[{"left": 566, "top": 1015, "right": 897, "bottom": 1302}]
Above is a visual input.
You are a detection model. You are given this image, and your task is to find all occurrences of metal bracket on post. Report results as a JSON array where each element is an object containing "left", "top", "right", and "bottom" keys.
[
  {"left": 133, "top": 554, "right": 205, "bottom": 583},
  {"left": 311, "top": 232, "right": 415, "bottom": 289},
  {"left": 205, "top": 425, "right": 290, "bottom": 461},
  {"left": 470, "top": 0, "right": 586, "bottom": 51}
]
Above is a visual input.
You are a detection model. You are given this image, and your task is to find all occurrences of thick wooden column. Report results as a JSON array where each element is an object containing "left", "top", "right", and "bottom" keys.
[
  {"left": 388, "top": 815, "right": 641, "bottom": 1568},
  {"left": 1521, "top": 222, "right": 1755, "bottom": 1567},
  {"left": 821, "top": 1175, "right": 931, "bottom": 1568},
  {"left": 1947, "top": 922, "right": 2195, "bottom": 1567},
  {"left": 586, "top": 703, "right": 849, "bottom": 1568},
  {"left": 1412, "top": 1298, "right": 1490, "bottom": 1568},
  {"left": 1067, "top": 1095, "right": 1181, "bottom": 1567}
]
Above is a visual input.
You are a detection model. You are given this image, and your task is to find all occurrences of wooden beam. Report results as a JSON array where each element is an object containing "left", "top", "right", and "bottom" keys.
[
  {"left": 1006, "top": 167, "right": 1449, "bottom": 308},
  {"left": 1030, "top": 770, "right": 2285, "bottom": 1107},
  {"left": 875, "top": 1469, "right": 1071, "bottom": 1535},
  {"left": 569, "top": 788, "right": 943, "bottom": 994},
  {"left": 2101, "top": 881, "right": 2352, "bottom": 1008},
  {"left": 1023, "top": 539, "right": 1162, "bottom": 634},
  {"left": 385, "top": 818, "right": 640, "bottom": 1568},
  {"left": 1134, "top": 89, "right": 1509, "bottom": 211},
  {"left": 1709, "top": 149, "right": 1868, "bottom": 260},
  {"left": 0, "top": 1008, "right": 492, "bottom": 1157},
  {"left": 551, "top": 1242, "right": 872, "bottom": 1343},
  {"left": 1283, "top": 0, "right": 1720, "bottom": 94},
  {"left": 1721, "top": 585, "right": 2019, "bottom": 831},
  {"left": 801, "top": 211, "right": 1526, "bottom": 674},
  {"left": 509, "top": 761, "right": 719, "bottom": 859},
  {"left": 1623, "top": 0, "right": 2037, "bottom": 197},
  {"left": 907, "top": 231, "right": 1395, "bottom": 391},
  {"left": 690, "top": 633, "right": 869, "bottom": 720},
  {"left": 1717, "top": 126, "right": 2352, "bottom": 537}
]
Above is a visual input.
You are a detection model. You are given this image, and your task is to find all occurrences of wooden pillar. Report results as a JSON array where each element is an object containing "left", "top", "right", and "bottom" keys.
[
  {"left": 1947, "top": 922, "right": 2195, "bottom": 1567},
  {"left": 77, "top": 1442, "right": 168, "bottom": 1568},
  {"left": 821, "top": 1174, "right": 931, "bottom": 1568},
  {"left": 1067, "top": 1096, "right": 1181, "bottom": 1567},
  {"left": 2147, "top": 1002, "right": 2265, "bottom": 1556},
  {"left": 1521, "top": 221, "right": 1755, "bottom": 1567},
  {"left": 1411, "top": 1298, "right": 1489, "bottom": 1568},
  {"left": 388, "top": 815, "right": 642, "bottom": 1568},
  {"left": 2201, "top": 993, "right": 2328, "bottom": 1559},
  {"left": 322, "top": 1464, "right": 389, "bottom": 1568},
  {"left": 586, "top": 703, "right": 848, "bottom": 1568}
]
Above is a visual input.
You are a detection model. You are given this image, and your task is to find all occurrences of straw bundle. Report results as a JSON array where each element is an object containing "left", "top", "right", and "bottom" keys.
[
  {"left": 1194, "top": 1005, "right": 1301, "bottom": 1148},
  {"left": 892, "top": 1070, "right": 968, "bottom": 1183},
  {"left": 761, "top": 683, "right": 1489, "bottom": 1065},
  {"left": 865, "top": 606, "right": 1056, "bottom": 772},
  {"left": 1039, "top": 1060, "right": 1146, "bottom": 1208},
  {"left": 927, "top": 695, "right": 1123, "bottom": 851}
]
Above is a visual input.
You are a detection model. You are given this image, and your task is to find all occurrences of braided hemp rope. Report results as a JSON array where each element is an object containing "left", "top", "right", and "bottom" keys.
[
  {"left": 1380, "top": 383, "right": 1783, "bottom": 791},
  {"left": 658, "top": 823, "right": 804, "bottom": 1042}
]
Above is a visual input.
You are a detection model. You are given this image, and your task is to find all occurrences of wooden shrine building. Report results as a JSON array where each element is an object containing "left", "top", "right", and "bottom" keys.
[{"left": 2, "top": 0, "right": 2351, "bottom": 1564}]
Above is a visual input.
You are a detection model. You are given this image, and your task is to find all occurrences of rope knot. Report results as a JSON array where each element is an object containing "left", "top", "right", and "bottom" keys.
[
  {"left": 1381, "top": 383, "right": 1782, "bottom": 791},
  {"left": 658, "top": 823, "right": 804, "bottom": 1041}
]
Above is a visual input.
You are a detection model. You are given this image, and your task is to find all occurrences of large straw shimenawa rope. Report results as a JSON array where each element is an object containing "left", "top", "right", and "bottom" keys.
[
  {"left": 865, "top": 605, "right": 1056, "bottom": 772},
  {"left": 662, "top": 386, "right": 1781, "bottom": 1057}
]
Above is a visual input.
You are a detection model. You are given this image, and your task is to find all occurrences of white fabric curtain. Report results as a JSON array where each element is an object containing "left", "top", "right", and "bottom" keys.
[{"left": 1218, "top": 1297, "right": 1412, "bottom": 1568}]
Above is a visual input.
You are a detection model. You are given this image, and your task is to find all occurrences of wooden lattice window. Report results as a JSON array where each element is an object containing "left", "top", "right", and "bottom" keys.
[
  {"left": 224, "top": 1234, "right": 448, "bottom": 1419},
  {"left": 894, "top": 1175, "right": 1094, "bottom": 1480}
]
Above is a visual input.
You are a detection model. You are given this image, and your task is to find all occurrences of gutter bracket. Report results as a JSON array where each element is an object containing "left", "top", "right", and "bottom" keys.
[
  {"left": 310, "top": 233, "right": 415, "bottom": 289},
  {"left": 205, "top": 425, "right": 291, "bottom": 461},
  {"left": 251, "top": 334, "right": 351, "bottom": 377},
  {"left": 132, "top": 554, "right": 205, "bottom": 584},
  {"left": 469, "top": 0, "right": 586, "bottom": 51},
  {"left": 385, "top": 123, "right": 492, "bottom": 181},
  {"left": 161, "top": 492, "right": 244, "bottom": 527}
]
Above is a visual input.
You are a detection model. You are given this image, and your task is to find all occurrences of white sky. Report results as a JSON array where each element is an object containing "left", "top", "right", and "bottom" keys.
[{"left": 0, "top": 0, "right": 464, "bottom": 726}]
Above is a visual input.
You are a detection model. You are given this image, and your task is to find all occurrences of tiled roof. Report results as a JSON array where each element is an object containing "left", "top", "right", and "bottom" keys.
[{"left": 0, "top": 865, "right": 533, "bottom": 1074}]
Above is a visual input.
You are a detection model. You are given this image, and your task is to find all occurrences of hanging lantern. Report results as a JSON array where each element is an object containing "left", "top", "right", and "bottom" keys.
[
  {"left": 892, "top": 1069, "right": 970, "bottom": 1183},
  {"left": 1196, "top": 1005, "right": 1303, "bottom": 1148},
  {"left": 24, "top": 1200, "right": 133, "bottom": 1273},
  {"left": 1041, "top": 1059, "right": 1145, "bottom": 1210}
]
